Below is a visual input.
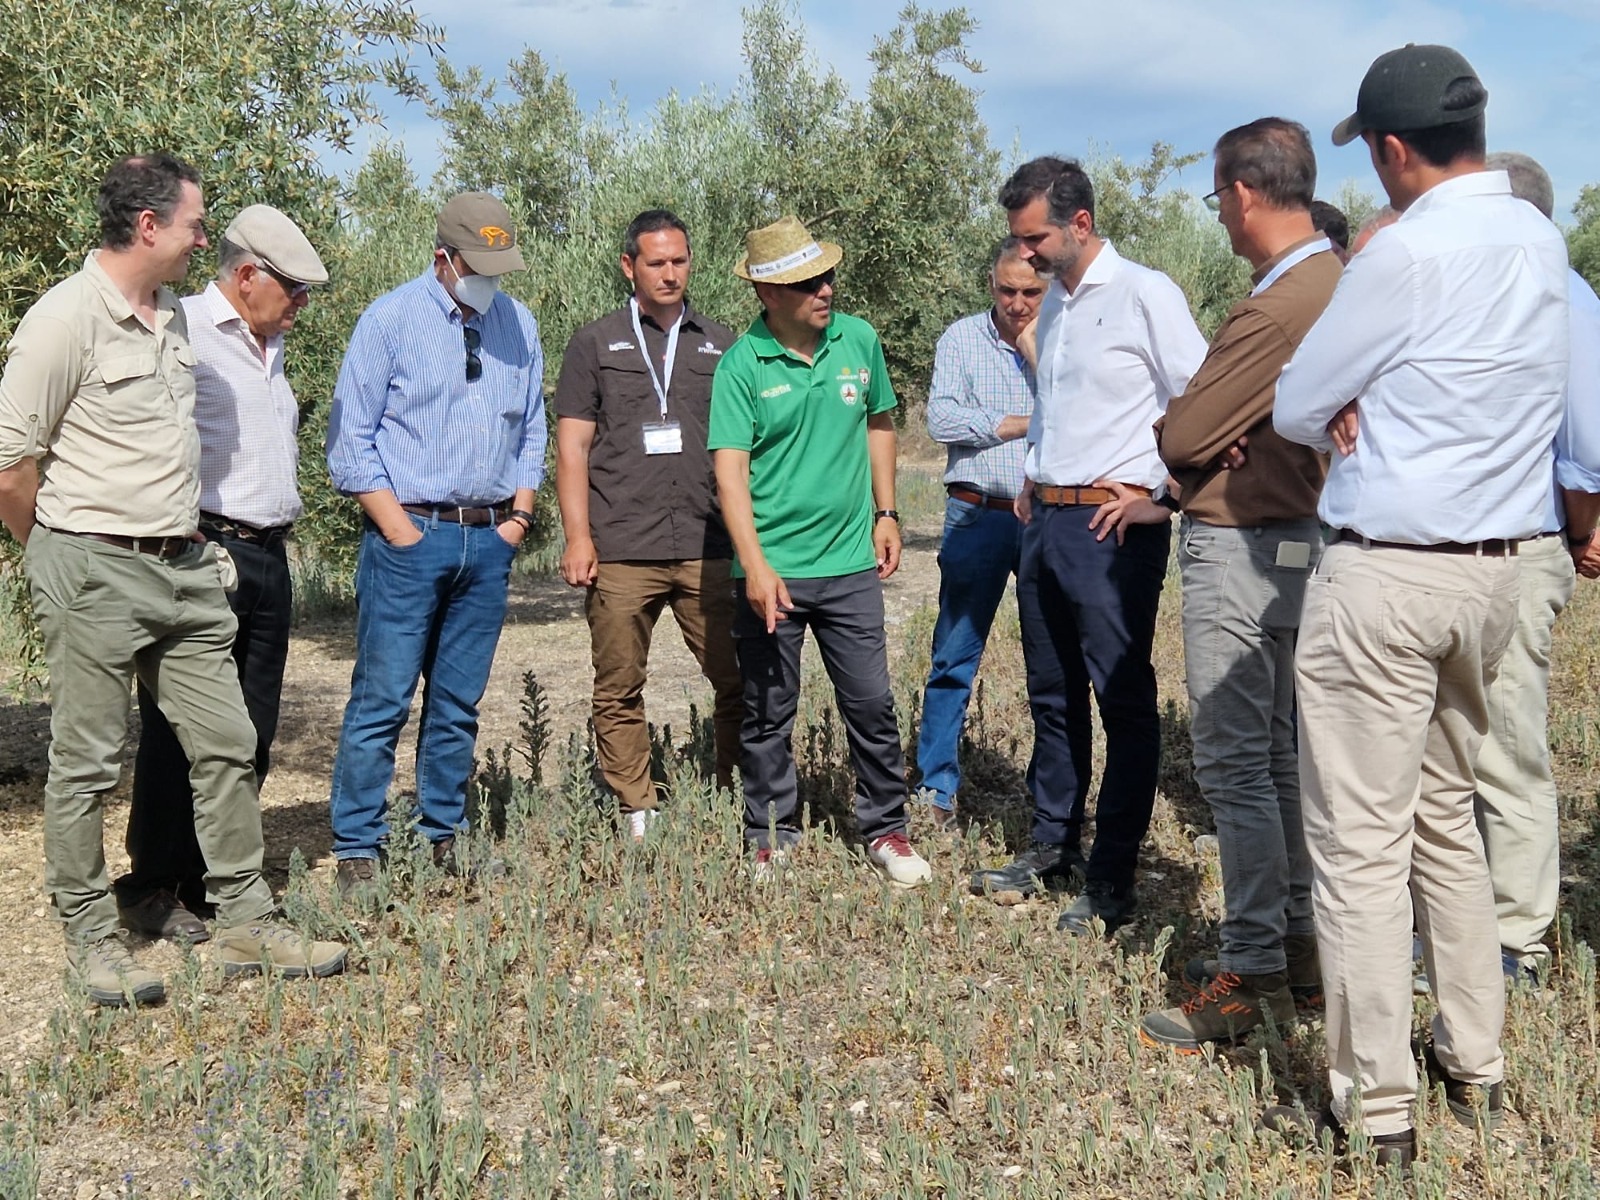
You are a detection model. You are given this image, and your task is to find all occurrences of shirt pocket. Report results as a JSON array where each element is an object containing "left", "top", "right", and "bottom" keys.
[
  {"left": 598, "top": 356, "right": 659, "bottom": 419},
  {"left": 92, "top": 353, "right": 167, "bottom": 427}
]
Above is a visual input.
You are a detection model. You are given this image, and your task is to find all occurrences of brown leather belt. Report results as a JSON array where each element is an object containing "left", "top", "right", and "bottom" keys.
[
  {"left": 55, "top": 529, "right": 193, "bottom": 559},
  {"left": 1331, "top": 529, "right": 1518, "bottom": 556},
  {"left": 947, "top": 484, "right": 1016, "bottom": 512},
  {"left": 1034, "top": 484, "right": 1149, "bottom": 507},
  {"left": 402, "top": 502, "right": 512, "bottom": 527},
  {"left": 200, "top": 511, "right": 292, "bottom": 547}
]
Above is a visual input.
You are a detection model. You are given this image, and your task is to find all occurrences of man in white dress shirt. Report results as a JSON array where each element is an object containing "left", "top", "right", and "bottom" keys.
[
  {"left": 1272, "top": 46, "right": 1570, "bottom": 1167},
  {"left": 971, "top": 157, "right": 1206, "bottom": 935},
  {"left": 116, "top": 205, "right": 327, "bottom": 942}
]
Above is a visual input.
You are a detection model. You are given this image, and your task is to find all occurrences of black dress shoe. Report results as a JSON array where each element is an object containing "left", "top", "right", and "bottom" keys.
[
  {"left": 1056, "top": 879, "right": 1137, "bottom": 936},
  {"left": 118, "top": 889, "right": 210, "bottom": 943},
  {"left": 1261, "top": 1104, "right": 1415, "bottom": 1171},
  {"left": 969, "top": 842, "right": 1085, "bottom": 897},
  {"left": 1423, "top": 1043, "right": 1504, "bottom": 1129}
]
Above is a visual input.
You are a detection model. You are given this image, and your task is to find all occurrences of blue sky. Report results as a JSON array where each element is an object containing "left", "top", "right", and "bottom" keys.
[{"left": 369, "top": 0, "right": 1600, "bottom": 220}]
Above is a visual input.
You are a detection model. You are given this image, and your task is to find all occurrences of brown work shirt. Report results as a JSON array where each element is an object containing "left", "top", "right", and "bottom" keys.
[
  {"left": 1157, "top": 237, "right": 1340, "bottom": 526},
  {"left": 0, "top": 252, "right": 200, "bottom": 537},
  {"left": 554, "top": 300, "right": 736, "bottom": 561}
]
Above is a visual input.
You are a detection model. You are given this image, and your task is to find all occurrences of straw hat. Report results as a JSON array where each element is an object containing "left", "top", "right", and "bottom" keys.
[{"left": 733, "top": 215, "right": 843, "bottom": 284}]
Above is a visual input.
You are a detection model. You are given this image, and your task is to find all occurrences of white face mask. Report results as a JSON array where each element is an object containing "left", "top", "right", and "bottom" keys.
[{"left": 445, "top": 256, "right": 500, "bottom": 313}]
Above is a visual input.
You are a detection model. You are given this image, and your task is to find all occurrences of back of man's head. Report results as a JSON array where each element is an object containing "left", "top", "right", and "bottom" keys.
[
  {"left": 1485, "top": 151, "right": 1554, "bottom": 219},
  {"left": 97, "top": 153, "right": 201, "bottom": 250},
  {"left": 1214, "top": 118, "right": 1317, "bottom": 212},
  {"left": 1310, "top": 200, "right": 1350, "bottom": 250},
  {"left": 998, "top": 157, "right": 1095, "bottom": 228}
]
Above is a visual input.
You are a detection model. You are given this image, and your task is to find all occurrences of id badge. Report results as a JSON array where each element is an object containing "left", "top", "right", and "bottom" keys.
[{"left": 643, "top": 421, "right": 683, "bottom": 455}]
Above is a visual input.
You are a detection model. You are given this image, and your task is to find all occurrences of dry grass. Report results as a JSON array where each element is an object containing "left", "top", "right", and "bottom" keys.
[{"left": 2, "top": 485, "right": 1599, "bottom": 1198}]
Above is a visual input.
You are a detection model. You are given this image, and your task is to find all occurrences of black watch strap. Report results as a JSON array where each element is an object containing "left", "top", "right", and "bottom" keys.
[{"left": 874, "top": 509, "right": 900, "bottom": 523}]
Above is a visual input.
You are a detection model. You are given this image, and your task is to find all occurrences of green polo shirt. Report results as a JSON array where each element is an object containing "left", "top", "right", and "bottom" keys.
[{"left": 708, "top": 311, "right": 896, "bottom": 579}]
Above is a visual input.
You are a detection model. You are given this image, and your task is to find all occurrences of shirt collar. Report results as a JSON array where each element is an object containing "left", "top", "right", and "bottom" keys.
[
  {"left": 633, "top": 299, "right": 705, "bottom": 333},
  {"left": 82, "top": 250, "right": 183, "bottom": 334},
  {"left": 199, "top": 281, "right": 247, "bottom": 329},
  {"left": 422, "top": 269, "right": 466, "bottom": 322},
  {"left": 1075, "top": 239, "right": 1122, "bottom": 291},
  {"left": 1250, "top": 233, "right": 1328, "bottom": 287},
  {"left": 746, "top": 312, "right": 841, "bottom": 360},
  {"left": 1402, "top": 169, "right": 1512, "bottom": 222}
]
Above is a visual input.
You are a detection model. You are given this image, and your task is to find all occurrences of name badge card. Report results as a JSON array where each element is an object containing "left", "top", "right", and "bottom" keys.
[{"left": 643, "top": 421, "right": 683, "bottom": 455}]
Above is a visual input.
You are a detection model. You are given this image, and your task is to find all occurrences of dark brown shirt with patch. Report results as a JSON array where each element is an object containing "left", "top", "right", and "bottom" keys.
[{"left": 555, "top": 301, "right": 736, "bottom": 561}]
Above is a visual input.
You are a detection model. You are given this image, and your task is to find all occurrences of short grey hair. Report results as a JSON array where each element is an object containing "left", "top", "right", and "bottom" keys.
[
  {"left": 216, "top": 237, "right": 257, "bottom": 280},
  {"left": 1486, "top": 151, "right": 1555, "bottom": 219},
  {"left": 989, "top": 235, "right": 1026, "bottom": 274}
]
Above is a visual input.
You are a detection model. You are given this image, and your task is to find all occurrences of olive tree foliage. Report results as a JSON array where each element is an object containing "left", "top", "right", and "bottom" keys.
[
  {"left": 0, "top": 0, "right": 440, "bottom": 680},
  {"left": 1571, "top": 184, "right": 1600, "bottom": 296}
]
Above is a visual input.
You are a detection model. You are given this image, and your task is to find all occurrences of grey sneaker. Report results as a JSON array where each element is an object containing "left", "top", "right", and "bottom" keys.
[
  {"left": 119, "top": 889, "right": 209, "bottom": 944},
  {"left": 215, "top": 920, "right": 348, "bottom": 979},
  {"left": 69, "top": 936, "right": 165, "bottom": 1007}
]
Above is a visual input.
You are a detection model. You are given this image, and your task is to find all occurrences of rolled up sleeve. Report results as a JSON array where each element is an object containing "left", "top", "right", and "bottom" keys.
[{"left": 0, "top": 315, "right": 80, "bottom": 470}]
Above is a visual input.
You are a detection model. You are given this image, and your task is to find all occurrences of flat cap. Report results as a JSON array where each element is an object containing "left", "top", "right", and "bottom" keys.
[
  {"left": 437, "top": 192, "right": 526, "bottom": 275},
  {"left": 1332, "top": 44, "right": 1487, "bottom": 147},
  {"left": 223, "top": 204, "right": 328, "bottom": 285}
]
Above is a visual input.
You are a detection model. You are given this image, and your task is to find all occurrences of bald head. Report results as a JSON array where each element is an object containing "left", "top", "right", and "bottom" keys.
[{"left": 1350, "top": 207, "right": 1400, "bottom": 256}]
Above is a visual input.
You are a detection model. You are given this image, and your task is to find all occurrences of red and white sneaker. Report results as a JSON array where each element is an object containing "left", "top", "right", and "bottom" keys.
[{"left": 867, "top": 832, "right": 932, "bottom": 889}]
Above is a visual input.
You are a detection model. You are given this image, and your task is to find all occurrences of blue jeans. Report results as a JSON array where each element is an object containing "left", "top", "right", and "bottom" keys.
[
  {"left": 329, "top": 513, "right": 515, "bottom": 859},
  {"left": 915, "top": 496, "right": 1023, "bottom": 809}
]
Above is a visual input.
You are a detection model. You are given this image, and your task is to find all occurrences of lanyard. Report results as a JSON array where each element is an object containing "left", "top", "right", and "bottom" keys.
[
  {"left": 1251, "top": 237, "right": 1334, "bottom": 297},
  {"left": 630, "top": 297, "right": 682, "bottom": 418}
]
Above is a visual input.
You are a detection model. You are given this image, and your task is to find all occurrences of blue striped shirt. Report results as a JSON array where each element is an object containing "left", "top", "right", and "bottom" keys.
[
  {"left": 326, "top": 271, "right": 546, "bottom": 504},
  {"left": 925, "top": 310, "right": 1035, "bottom": 500}
]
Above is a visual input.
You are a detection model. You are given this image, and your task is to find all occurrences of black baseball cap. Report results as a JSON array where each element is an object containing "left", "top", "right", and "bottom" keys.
[{"left": 1332, "top": 44, "right": 1487, "bottom": 147}]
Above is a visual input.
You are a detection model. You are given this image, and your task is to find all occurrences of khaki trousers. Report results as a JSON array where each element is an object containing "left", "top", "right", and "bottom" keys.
[
  {"left": 585, "top": 559, "right": 742, "bottom": 811},
  {"left": 1295, "top": 541, "right": 1519, "bottom": 1137},
  {"left": 25, "top": 526, "right": 275, "bottom": 944},
  {"left": 1474, "top": 533, "right": 1573, "bottom": 968}
]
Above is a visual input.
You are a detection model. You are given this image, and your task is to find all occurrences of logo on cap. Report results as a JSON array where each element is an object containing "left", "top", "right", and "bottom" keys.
[{"left": 478, "top": 225, "right": 513, "bottom": 248}]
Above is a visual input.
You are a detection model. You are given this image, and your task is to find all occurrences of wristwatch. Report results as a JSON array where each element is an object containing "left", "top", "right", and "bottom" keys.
[
  {"left": 874, "top": 509, "right": 900, "bottom": 523},
  {"left": 1568, "top": 527, "right": 1594, "bottom": 549}
]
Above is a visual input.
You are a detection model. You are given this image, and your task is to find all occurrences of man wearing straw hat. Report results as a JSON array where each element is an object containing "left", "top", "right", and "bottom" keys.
[{"left": 708, "top": 215, "right": 931, "bottom": 887}]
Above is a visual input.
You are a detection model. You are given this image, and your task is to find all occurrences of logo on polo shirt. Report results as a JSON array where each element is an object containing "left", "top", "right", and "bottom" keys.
[
  {"left": 858, "top": 367, "right": 870, "bottom": 387},
  {"left": 608, "top": 340, "right": 635, "bottom": 352},
  {"left": 697, "top": 341, "right": 722, "bottom": 356},
  {"left": 760, "top": 383, "right": 792, "bottom": 399},
  {"left": 840, "top": 382, "right": 859, "bottom": 405}
]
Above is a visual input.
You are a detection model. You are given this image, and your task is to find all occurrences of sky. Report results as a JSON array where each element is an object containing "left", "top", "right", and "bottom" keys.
[{"left": 365, "top": 0, "right": 1600, "bottom": 221}]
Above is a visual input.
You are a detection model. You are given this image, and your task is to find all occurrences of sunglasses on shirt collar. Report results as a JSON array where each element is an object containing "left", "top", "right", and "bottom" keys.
[{"left": 464, "top": 326, "right": 482, "bottom": 382}]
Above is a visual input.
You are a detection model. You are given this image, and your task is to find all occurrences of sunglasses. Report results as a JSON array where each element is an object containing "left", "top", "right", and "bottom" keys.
[
  {"left": 781, "top": 268, "right": 836, "bottom": 295},
  {"left": 464, "top": 326, "right": 482, "bottom": 382},
  {"left": 259, "top": 261, "right": 311, "bottom": 299}
]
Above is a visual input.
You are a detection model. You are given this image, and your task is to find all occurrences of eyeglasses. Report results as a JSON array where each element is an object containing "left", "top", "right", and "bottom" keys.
[
  {"left": 782, "top": 268, "right": 836, "bottom": 295},
  {"left": 1203, "top": 182, "right": 1237, "bottom": 213},
  {"left": 464, "top": 326, "right": 482, "bottom": 382},
  {"left": 259, "top": 261, "right": 311, "bottom": 299}
]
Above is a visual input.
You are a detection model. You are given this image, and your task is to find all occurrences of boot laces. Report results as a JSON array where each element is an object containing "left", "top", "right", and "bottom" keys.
[{"left": 1182, "top": 970, "right": 1242, "bottom": 1015}]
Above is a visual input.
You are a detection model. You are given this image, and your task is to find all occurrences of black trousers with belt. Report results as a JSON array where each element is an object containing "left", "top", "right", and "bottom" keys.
[{"left": 115, "top": 532, "right": 293, "bottom": 909}]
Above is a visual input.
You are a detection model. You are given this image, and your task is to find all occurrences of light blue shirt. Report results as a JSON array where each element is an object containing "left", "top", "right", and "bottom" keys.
[
  {"left": 1552, "top": 269, "right": 1600, "bottom": 515},
  {"left": 327, "top": 271, "right": 546, "bottom": 504},
  {"left": 1275, "top": 171, "right": 1570, "bottom": 543},
  {"left": 925, "top": 310, "right": 1034, "bottom": 500}
]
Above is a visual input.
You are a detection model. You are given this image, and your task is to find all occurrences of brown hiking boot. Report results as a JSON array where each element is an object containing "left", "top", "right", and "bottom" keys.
[
  {"left": 1139, "top": 969, "right": 1296, "bottom": 1053},
  {"left": 215, "top": 920, "right": 348, "bottom": 979},
  {"left": 1184, "top": 932, "right": 1323, "bottom": 1009},
  {"left": 1261, "top": 1104, "right": 1415, "bottom": 1172},
  {"left": 119, "top": 889, "right": 209, "bottom": 944},
  {"left": 69, "top": 936, "right": 166, "bottom": 1007}
]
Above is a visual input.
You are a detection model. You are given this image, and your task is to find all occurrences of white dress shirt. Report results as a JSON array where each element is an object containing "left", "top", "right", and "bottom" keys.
[
  {"left": 1026, "top": 241, "right": 1207, "bottom": 490},
  {"left": 1275, "top": 170, "right": 1570, "bottom": 543},
  {"left": 1553, "top": 269, "right": 1600, "bottom": 504},
  {"left": 181, "top": 283, "right": 303, "bottom": 527}
]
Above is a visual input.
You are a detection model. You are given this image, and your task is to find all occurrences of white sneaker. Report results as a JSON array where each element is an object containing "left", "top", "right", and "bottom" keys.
[
  {"left": 867, "top": 832, "right": 932, "bottom": 889},
  {"left": 749, "top": 846, "right": 790, "bottom": 883},
  {"left": 626, "top": 810, "right": 659, "bottom": 842}
]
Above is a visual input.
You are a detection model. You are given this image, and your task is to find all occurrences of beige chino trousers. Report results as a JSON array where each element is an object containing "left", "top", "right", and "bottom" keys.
[
  {"left": 585, "top": 559, "right": 742, "bottom": 811},
  {"left": 1474, "top": 533, "right": 1573, "bottom": 969},
  {"left": 1295, "top": 540, "right": 1519, "bottom": 1137}
]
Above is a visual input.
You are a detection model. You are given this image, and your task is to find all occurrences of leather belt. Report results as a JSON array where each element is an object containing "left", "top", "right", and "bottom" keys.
[
  {"left": 402, "top": 502, "right": 512, "bottom": 527},
  {"left": 200, "top": 511, "right": 292, "bottom": 547},
  {"left": 1331, "top": 529, "right": 1518, "bottom": 557},
  {"left": 55, "top": 529, "right": 192, "bottom": 559},
  {"left": 947, "top": 484, "right": 1016, "bottom": 512},
  {"left": 1034, "top": 484, "right": 1149, "bottom": 507}
]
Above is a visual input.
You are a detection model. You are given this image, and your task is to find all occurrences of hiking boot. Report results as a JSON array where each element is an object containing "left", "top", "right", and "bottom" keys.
[
  {"left": 336, "top": 857, "right": 380, "bottom": 900},
  {"left": 119, "top": 889, "right": 209, "bottom": 944},
  {"left": 431, "top": 835, "right": 506, "bottom": 882},
  {"left": 968, "top": 842, "right": 1084, "bottom": 897},
  {"left": 1423, "top": 1043, "right": 1504, "bottom": 1129},
  {"left": 868, "top": 832, "right": 932, "bottom": 889},
  {"left": 1184, "top": 932, "right": 1323, "bottom": 1009},
  {"left": 1057, "top": 879, "right": 1136, "bottom": 936},
  {"left": 749, "top": 846, "right": 790, "bottom": 884},
  {"left": 215, "top": 919, "right": 348, "bottom": 979},
  {"left": 68, "top": 936, "right": 165, "bottom": 1007},
  {"left": 923, "top": 803, "right": 959, "bottom": 834},
  {"left": 1260, "top": 1104, "right": 1415, "bottom": 1172},
  {"left": 1140, "top": 970, "right": 1296, "bottom": 1053}
]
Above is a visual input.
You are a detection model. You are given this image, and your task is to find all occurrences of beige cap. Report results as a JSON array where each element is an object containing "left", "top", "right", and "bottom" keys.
[
  {"left": 733, "top": 215, "right": 842, "bottom": 284},
  {"left": 437, "top": 192, "right": 526, "bottom": 275},
  {"left": 223, "top": 205, "right": 328, "bottom": 285}
]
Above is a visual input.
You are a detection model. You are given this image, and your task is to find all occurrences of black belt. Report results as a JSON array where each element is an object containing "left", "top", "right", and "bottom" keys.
[
  {"left": 53, "top": 529, "right": 192, "bottom": 559},
  {"left": 200, "top": 511, "right": 292, "bottom": 547},
  {"left": 1330, "top": 529, "right": 1518, "bottom": 556},
  {"left": 947, "top": 484, "right": 1017, "bottom": 512},
  {"left": 401, "top": 502, "right": 513, "bottom": 527}
]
